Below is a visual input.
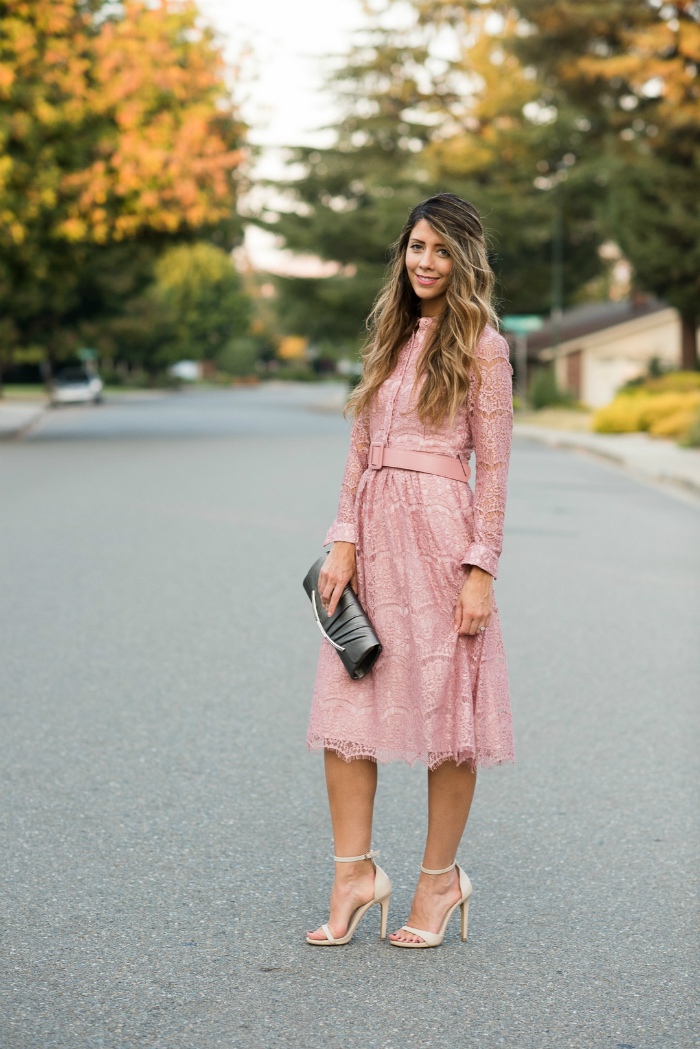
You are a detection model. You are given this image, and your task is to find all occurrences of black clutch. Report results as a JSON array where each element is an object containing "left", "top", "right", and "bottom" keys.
[{"left": 303, "top": 553, "right": 382, "bottom": 680}]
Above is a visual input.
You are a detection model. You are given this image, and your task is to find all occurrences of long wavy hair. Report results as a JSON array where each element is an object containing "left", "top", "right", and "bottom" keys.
[{"left": 347, "top": 193, "right": 497, "bottom": 428}]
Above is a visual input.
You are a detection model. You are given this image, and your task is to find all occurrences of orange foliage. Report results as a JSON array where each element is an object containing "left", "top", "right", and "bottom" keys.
[
  {"left": 577, "top": 4, "right": 700, "bottom": 142},
  {"left": 0, "top": 0, "right": 245, "bottom": 247}
]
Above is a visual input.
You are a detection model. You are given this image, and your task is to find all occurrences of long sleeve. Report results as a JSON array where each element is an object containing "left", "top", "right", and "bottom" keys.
[
  {"left": 324, "top": 410, "right": 370, "bottom": 546},
  {"left": 461, "top": 332, "right": 513, "bottom": 579}
]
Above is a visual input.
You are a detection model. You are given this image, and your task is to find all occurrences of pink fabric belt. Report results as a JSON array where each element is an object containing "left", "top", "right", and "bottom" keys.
[{"left": 368, "top": 442, "right": 471, "bottom": 483}]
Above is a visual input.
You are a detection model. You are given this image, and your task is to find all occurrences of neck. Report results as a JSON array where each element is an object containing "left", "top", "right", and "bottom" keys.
[{"left": 420, "top": 296, "right": 446, "bottom": 319}]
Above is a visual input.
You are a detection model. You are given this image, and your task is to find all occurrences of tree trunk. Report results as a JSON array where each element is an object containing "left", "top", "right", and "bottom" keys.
[
  {"left": 41, "top": 355, "right": 54, "bottom": 395},
  {"left": 681, "top": 314, "right": 698, "bottom": 371}
]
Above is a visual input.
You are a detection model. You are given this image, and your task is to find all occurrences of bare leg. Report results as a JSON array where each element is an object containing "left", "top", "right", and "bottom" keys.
[
  {"left": 389, "top": 760, "right": 476, "bottom": 943},
  {"left": 307, "top": 749, "right": 378, "bottom": 941}
]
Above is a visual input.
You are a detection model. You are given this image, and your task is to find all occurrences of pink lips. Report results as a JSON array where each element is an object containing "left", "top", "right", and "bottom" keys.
[{"left": 416, "top": 274, "right": 439, "bottom": 286}]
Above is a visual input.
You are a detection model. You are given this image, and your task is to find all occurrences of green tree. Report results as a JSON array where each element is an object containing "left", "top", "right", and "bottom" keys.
[
  {"left": 263, "top": 4, "right": 604, "bottom": 348},
  {"left": 153, "top": 242, "right": 251, "bottom": 360}
]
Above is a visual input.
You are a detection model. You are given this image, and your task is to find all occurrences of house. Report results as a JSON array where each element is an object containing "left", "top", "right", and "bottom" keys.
[{"left": 518, "top": 298, "right": 693, "bottom": 408}]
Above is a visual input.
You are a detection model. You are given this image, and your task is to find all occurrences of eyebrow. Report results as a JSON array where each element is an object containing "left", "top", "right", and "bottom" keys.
[{"left": 409, "top": 237, "right": 447, "bottom": 247}]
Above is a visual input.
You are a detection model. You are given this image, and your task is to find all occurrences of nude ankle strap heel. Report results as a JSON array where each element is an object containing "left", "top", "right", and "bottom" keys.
[
  {"left": 390, "top": 862, "right": 472, "bottom": 949},
  {"left": 334, "top": 849, "right": 380, "bottom": 863},
  {"left": 420, "top": 861, "right": 456, "bottom": 875},
  {"left": 306, "top": 849, "right": 392, "bottom": 947}
]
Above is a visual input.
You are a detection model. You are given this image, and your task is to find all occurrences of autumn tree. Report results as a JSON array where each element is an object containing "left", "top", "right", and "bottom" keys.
[{"left": 0, "top": 0, "right": 247, "bottom": 384}]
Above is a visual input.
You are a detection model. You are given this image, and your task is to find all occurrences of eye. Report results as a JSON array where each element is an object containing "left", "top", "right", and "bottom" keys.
[
  {"left": 437, "top": 248, "right": 450, "bottom": 257},
  {"left": 409, "top": 241, "right": 423, "bottom": 250}
]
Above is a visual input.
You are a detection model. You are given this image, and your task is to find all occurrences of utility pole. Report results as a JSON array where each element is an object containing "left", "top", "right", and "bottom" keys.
[
  {"left": 515, "top": 334, "right": 528, "bottom": 406},
  {"left": 551, "top": 194, "right": 564, "bottom": 353},
  {"left": 501, "top": 315, "right": 544, "bottom": 409}
]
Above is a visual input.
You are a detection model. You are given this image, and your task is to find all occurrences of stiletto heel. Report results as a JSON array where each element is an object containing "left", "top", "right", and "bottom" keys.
[
  {"left": 461, "top": 896, "right": 470, "bottom": 941},
  {"left": 380, "top": 894, "right": 390, "bottom": 940},
  {"left": 307, "top": 849, "right": 392, "bottom": 946},
  {"left": 390, "top": 861, "right": 472, "bottom": 949}
]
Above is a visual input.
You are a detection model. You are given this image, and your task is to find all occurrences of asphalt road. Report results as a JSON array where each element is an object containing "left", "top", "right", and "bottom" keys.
[{"left": 1, "top": 386, "right": 698, "bottom": 1049}]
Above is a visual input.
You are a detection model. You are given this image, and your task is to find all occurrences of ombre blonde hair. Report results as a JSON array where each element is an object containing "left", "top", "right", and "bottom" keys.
[{"left": 347, "top": 193, "right": 497, "bottom": 428}]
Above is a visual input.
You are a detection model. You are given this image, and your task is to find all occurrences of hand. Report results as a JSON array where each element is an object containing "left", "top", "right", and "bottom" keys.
[
  {"left": 319, "top": 542, "right": 357, "bottom": 617},
  {"left": 454, "top": 566, "right": 493, "bottom": 636}
]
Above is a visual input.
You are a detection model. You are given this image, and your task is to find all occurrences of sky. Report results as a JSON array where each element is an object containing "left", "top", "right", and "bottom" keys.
[
  {"left": 198, "top": 0, "right": 365, "bottom": 152},
  {"left": 198, "top": 0, "right": 368, "bottom": 271}
]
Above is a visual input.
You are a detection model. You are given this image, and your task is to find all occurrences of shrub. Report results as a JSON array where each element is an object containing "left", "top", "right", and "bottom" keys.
[
  {"left": 217, "top": 337, "right": 259, "bottom": 377},
  {"left": 528, "top": 366, "right": 575, "bottom": 410},
  {"left": 593, "top": 394, "right": 648, "bottom": 433},
  {"left": 593, "top": 390, "right": 700, "bottom": 437},
  {"left": 642, "top": 371, "right": 700, "bottom": 394},
  {"left": 641, "top": 392, "right": 700, "bottom": 433},
  {"left": 650, "top": 408, "right": 700, "bottom": 438},
  {"left": 682, "top": 408, "right": 700, "bottom": 447}
]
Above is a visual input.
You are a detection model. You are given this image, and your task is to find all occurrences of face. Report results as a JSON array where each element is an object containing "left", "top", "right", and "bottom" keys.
[{"left": 405, "top": 218, "right": 452, "bottom": 316}]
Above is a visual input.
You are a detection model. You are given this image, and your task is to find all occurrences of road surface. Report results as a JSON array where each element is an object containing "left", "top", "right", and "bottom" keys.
[{"left": 1, "top": 386, "right": 698, "bottom": 1049}]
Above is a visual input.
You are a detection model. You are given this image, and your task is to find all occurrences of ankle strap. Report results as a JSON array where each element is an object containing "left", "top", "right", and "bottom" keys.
[
  {"left": 421, "top": 860, "right": 455, "bottom": 875},
  {"left": 334, "top": 849, "right": 379, "bottom": 862}
]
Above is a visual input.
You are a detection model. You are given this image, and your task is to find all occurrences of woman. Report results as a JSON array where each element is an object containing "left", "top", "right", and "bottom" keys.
[{"left": 306, "top": 193, "right": 514, "bottom": 948}]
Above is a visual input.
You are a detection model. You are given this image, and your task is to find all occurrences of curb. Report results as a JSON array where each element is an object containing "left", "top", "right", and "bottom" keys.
[
  {"left": 0, "top": 402, "right": 48, "bottom": 441},
  {"left": 513, "top": 423, "right": 700, "bottom": 499}
]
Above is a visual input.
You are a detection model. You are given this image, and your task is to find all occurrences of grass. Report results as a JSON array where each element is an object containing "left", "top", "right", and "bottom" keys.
[{"left": 0, "top": 385, "right": 49, "bottom": 401}]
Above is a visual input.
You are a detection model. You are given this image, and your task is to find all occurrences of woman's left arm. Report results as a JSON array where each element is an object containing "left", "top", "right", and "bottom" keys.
[{"left": 454, "top": 331, "right": 513, "bottom": 636}]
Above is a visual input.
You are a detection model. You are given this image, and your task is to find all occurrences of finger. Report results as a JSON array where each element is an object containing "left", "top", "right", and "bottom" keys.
[
  {"left": 350, "top": 571, "right": 358, "bottom": 594},
  {"left": 321, "top": 575, "right": 339, "bottom": 602},
  {"left": 327, "top": 584, "right": 343, "bottom": 617},
  {"left": 453, "top": 602, "right": 462, "bottom": 632}
]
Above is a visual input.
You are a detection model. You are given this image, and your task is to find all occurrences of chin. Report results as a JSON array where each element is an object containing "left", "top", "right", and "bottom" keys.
[{"left": 412, "top": 283, "right": 444, "bottom": 299}]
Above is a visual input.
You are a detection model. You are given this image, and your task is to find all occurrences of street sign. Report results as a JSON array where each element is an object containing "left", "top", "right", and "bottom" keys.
[
  {"left": 500, "top": 317, "right": 543, "bottom": 409},
  {"left": 501, "top": 315, "right": 544, "bottom": 334}
]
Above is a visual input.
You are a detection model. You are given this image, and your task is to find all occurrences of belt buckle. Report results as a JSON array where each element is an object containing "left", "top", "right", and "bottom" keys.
[{"left": 369, "top": 442, "right": 384, "bottom": 470}]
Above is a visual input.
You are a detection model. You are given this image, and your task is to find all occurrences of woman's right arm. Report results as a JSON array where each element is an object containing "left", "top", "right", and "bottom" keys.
[{"left": 319, "top": 412, "right": 369, "bottom": 615}]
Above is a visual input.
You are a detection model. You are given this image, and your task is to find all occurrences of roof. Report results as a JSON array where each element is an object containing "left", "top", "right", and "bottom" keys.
[{"left": 505, "top": 297, "right": 668, "bottom": 356}]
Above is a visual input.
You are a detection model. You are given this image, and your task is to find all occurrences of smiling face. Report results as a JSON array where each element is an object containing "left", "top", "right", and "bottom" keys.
[{"left": 405, "top": 218, "right": 452, "bottom": 317}]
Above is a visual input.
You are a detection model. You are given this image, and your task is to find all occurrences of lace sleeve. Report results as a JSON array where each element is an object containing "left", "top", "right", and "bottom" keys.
[
  {"left": 461, "top": 330, "right": 513, "bottom": 579},
  {"left": 324, "top": 410, "right": 370, "bottom": 546}
]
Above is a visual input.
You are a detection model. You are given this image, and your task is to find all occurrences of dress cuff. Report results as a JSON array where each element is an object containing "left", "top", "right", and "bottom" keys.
[
  {"left": 461, "top": 543, "right": 499, "bottom": 579},
  {"left": 324, "top": 521, "right": 356, "bottom": 547}
]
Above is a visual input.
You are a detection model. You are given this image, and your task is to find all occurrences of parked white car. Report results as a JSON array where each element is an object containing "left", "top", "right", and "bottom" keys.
[
  {"left": 51, "top": 368, "right": 104, "bottom": 405},
  {"left": 168, "top": 360, "right": 200, "bottom": 381}
]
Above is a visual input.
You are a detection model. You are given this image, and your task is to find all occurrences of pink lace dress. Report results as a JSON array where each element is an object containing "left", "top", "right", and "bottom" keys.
[{"left": 307, "top": 319, "right": 514, "bottom": 769}]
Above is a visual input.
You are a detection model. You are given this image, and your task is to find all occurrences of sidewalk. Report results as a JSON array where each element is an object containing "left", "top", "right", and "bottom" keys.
[
  {"left": 514, "top": 419, "right": 700, "bottom": 497},
  {"left": 0, "top": 399, "right": 47, "bottom": 439}
]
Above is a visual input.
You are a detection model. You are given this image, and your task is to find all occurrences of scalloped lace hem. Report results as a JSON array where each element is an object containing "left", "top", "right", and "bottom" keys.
[{"left": 307, "top": 735, "right": 514, "bottom": 772}]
